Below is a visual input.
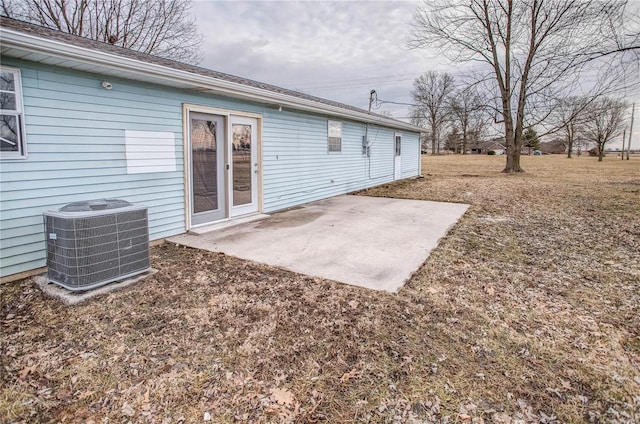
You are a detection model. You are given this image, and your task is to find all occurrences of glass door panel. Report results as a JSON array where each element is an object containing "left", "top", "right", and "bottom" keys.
[
  {"left": 229, "top": 116, "right": 258, "bottom": 216},
  {"left": 190, "top": 113, "right": 225, "bottom": 225},
  {"left": 232, "top": 124, "right": 252, "bottom": 206}
]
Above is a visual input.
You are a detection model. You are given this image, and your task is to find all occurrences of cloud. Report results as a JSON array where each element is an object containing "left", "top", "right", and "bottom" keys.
[{"left": 191, "top": 0, "right": 436, "bottom": 119}]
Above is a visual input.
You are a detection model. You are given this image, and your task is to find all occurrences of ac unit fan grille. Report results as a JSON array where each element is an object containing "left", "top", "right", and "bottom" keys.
[{"left": 45, "top": 204, "right": 150, "bottom": 291}]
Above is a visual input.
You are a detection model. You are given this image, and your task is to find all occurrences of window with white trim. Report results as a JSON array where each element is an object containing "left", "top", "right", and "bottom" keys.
[
  {"left": 327, "top": 120, "right": 342, "bottom": 153},
  {"left": 0, "top": 67, "right": 26, "bottom": 158}
]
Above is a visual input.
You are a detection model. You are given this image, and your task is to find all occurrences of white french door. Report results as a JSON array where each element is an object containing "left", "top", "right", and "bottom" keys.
[
  {"left": 187, "top": 110, "right": 259, "bottom": 226},
  {"left": 189, "top": 113, "right": 225, "bottom": 225},
  {"left": 228, "top": 115, "right": 258, "bottom": 217},
  {"left": 394, "top": 133, "right": 402, "bottom": 180}
]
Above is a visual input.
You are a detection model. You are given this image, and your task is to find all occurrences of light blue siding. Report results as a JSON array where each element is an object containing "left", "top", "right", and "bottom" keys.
[
  {"left": 1, "top": 59, "right": 192, "bottom": 277},
  {"left": 401, "top": 132, "right": 421, "bottom": 178},
  {"left": 261, "top": 113, "right": 400, "bottom": 212},
  {"left": 0, "top": 58, "right": 420, "bottom": 278}
]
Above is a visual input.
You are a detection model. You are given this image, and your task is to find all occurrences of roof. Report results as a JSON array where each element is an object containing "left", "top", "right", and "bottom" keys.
[
  {"left": 476, "top": 140, "right": 506, "bottom": 150},
  {"left": 0, "top": 17, "right": 422, "bottom": 133}
]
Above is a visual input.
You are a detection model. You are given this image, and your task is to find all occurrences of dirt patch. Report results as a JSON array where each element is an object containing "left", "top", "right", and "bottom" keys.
[
  {"left": 256, "top": 209, "right": 324, "bottom": 228},
  {"left": 1, "top": 155, "right": 639, "bottom": 423}
]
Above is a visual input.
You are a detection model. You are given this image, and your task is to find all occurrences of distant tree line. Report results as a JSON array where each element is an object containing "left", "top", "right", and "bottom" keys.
[
  {"left": 410, "top": 70, "right": 631, "bottom": 163},
  {"left": 408, "top": 0, "right": 639, "bottom": 170}
]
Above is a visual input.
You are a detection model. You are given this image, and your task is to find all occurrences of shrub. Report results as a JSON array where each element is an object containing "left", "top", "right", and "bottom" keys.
[{"left": 487, "top": 150, "right": 496, "bottom": 155}]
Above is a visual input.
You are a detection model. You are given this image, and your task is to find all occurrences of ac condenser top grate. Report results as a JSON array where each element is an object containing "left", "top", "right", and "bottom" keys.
[{"left": 44, "top": 199, "right": 151, "bottom": 291}]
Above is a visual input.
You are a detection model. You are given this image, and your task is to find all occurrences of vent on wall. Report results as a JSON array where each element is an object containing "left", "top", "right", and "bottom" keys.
[{"left": 44, "top": 199, "right": 151, "bottom": 291}]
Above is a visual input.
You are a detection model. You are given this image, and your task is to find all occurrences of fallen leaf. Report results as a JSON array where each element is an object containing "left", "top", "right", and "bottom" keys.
[
  {"left": 77, "top": 390, "right": 95, "bottom": 400},
  {"left": 340, "top": 368, "right": 360, "bottom": 383},
  {"left": 18, "top": 366, "right": 35, "bottom": 380},
  {"left": 348, "top": 300, "right": 359, "bottom": 309},
  {"left": 458, "top": 413, "right": 472, "bottom": 421},
  {"left": 56, "top": 391, "right": 72, "bottom": 401},
  {"left": 121, "top": 402, "right": 135, "bottom": 417},
  {"left": 270, "top": 387, "right": 294, "bottom": 405},
  {"left": 492, "top": 412, "right": 512, "bottom": 424}
]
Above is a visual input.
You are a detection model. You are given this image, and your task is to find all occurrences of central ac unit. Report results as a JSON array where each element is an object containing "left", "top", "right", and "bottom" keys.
[{"left": 44, "top": 199, "right": 150, "bottom": 291}]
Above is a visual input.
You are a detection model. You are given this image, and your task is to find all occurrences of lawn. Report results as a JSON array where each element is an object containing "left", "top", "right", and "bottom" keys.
[{"left": 1, "top": 155, "right": 639, "bottom": 423}]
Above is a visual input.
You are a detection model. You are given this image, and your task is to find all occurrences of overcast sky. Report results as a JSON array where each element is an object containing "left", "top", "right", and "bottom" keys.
[
  {"left": 191, "top": 0, "right": 639, "bottom": 149},
  {"left": 190, "top": 0, "right": 447, "bottom": 119}
]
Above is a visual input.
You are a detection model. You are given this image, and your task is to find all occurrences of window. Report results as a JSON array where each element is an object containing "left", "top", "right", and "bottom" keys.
[
  {"left": 328, "top": 120, "right": 342, "bottom": 153},
  {"left": 395, "top": 134, "right": 401, "bottom": 156},
  {"left": 0, "top": 67, "right": 26, "bottom": 158}
]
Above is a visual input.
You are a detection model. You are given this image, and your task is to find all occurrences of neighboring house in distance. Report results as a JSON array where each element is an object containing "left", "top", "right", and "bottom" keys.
[
  {"left": 539, "top": 139, "right": 566, "bottom": 154},
  {"left": 0, "top": 17, "right": 423, "bottom": 281},
  {"left": 470, "top": 139, "right": 506, "bottom": 155}
]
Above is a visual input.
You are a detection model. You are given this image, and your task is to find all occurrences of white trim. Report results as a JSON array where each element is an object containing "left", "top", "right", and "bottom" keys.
[
  {"left": 0, "top": 65, "right": 27, "bottom": 159},
  {"left": 228, "top": 115, "right": 259, "bottom": 217},
  {"left": 0, "top": 28, "right": 423, "bottom": 133},
  {"left": 394, "top": 132, "right": 402, "bottom": 180},
  {"left": 183, "top": 103, "right": 262, "bottom": 120},
  {"left": 327, "top": 120, "right": 342, "bottom": 153},
  {"left": 182, "top": 103, "right": 263, "bottom": 231}
]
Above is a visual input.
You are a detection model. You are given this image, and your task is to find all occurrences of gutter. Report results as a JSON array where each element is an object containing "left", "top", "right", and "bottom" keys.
[{"left": 0, "top": 28, "right": 423, "bottom": 133}]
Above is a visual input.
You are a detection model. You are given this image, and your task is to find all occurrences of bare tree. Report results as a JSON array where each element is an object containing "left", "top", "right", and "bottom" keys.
[
  {"left": 410, "top": 0, "right": 639, "bottom": 173},
  {"left": 1, "top": 0, "right": 203, "bottom": 63},
  {"left": 444, "top": 126, "right": 461, "bottom": 153},
  {"left": 583, "top": 97, "right": 627, "bottom": 161},
  {"left": 449, "top": 86, "right": 485, "bottom": 154},
  {"left": 411, "top": 71, "right": 455, "bottom": 155},
  {"left": 550, "top": 96, "right": 591, "bottom": 158}
]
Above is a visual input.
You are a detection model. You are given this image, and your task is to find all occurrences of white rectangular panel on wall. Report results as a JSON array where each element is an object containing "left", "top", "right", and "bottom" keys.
[{"left": 125, "top": 130, "right": 176, "bottom": 174}]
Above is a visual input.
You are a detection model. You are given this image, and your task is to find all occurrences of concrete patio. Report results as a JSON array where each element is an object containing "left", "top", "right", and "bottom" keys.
[{"left": 168, "top": 195, "right": 469, "bottom": 292}]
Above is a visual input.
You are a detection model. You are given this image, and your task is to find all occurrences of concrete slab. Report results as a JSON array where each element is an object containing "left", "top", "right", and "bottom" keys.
[
  {"left": 33, "top": 269, "right": 158, "bottom": 305},
  {"left": 189, "top": 213, "right": 270, "bottom": 235},
  {"left": 169, "top": 195, "right": 469, "bottom": 292}
]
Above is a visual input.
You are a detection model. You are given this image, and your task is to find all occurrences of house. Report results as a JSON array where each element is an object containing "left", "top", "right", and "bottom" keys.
[
  {"left": 539, "top": 139, "right": 567, "bottom": 154},
  {"left": 470, "top": 139, "right": 506, "bottom": 155},
  {"left": 0, "top": 17, "right": 422, "bottom": 282}
]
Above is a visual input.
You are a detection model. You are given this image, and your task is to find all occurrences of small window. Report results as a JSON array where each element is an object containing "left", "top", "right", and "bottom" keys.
[
  {"left": 0, "top": 67, "right": 26, "bottom": 158},
  {"left": 395, "top": 134, "right": 401, "bottom": 156},
  {"left": 328, "top": 120, "right": 342, "bottom": 153}
]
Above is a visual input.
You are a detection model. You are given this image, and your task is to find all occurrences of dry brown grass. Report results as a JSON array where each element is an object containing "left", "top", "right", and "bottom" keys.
[{"left": 1, "top": 155, "right": 639, "bottom": 423}]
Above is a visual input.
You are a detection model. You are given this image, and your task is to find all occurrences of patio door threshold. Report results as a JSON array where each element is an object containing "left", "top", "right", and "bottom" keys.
[{"left": 187, "top": 213, "right": 270, "bottom": 236}]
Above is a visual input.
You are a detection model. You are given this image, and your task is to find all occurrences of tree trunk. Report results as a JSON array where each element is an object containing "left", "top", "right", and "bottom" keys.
[
  {"left": 462, "top": 127, "right": 467, "bottom": 155},
  {"left": 431, "top": 123, "right": 437, "bottom": 155},
  {"left": 598, "top": 145, "right": 604, "bottom": 161},
  {"left": 502, "top": 114, "right": 524, "bottom": 173},
  {"left": 567, "top": 139, "right": 573, "bottom": 158}
]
